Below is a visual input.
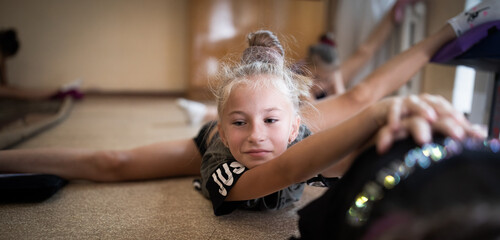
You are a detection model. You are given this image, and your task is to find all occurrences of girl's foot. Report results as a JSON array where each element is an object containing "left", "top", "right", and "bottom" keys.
[
  {"left": 448, "top": 0, "right": 500, "bottom": 36},
  {"left": 176, "top": 98, "right": 207, "bottom": 126}
]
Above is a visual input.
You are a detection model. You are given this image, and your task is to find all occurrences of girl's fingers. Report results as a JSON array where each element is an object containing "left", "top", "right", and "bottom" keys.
[
  {"left": 404, "top": 95, "right": 438, "bottom": 122},
  {"left": 378, "top": 117, "right": 486, "bottom": 155},
  {"left": 377, "top": 117, "right": 429, "bottom": 154},
  {"left": 376, "top": 126, "right": 394, "bottom": 154},
  {"left": 430, "top": 117, "right": 466, "bottom": 140},
  {"left": 469, "top": 124, "right": 488, "bottom": 139},
  {"left": 388, "top": 95, "right": 437, "bottom": 131},
  {"left": 422, "top": 94, "right": 487, "bottom": 139},
  {"left": 376, "top": 126, "right": 409, "bottom": 154},
  {"left": 405, "top": 116, "right": 432, "bottom": 145},
  {"left": 421, "top": 94, "right": 468, "bottom": 125},
  {"left": 378, "top": 94, "right": 487, "bottom": 154},
  {"left": 377, "top": 116, "right": 432, "bottom": 154},
  {"left": 388, "top": 97, "right": 402, "bottom": 130}
]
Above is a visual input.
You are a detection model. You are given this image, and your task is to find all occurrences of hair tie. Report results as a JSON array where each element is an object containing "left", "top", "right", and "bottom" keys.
[{"left": 319, "top": 35, "right": 336, "bottom": 47}]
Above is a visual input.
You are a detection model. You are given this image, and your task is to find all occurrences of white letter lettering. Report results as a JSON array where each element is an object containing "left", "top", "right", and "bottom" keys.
[
  {"left": 230, "top": 161, "right": 245, "bottom": 174},
  {"left": 211, "top": 173, "right": 227, "bottom": 196}
]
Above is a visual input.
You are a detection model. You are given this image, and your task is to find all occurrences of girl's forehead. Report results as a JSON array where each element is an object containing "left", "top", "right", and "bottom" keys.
[
  {"left": 225, "top": 83, "right": 291, "bottom": 111},
  {"left": 232, "top": 75, "right": 284, "bottom": 93},
  {"left": 230, "top": 80, "right": 285, "bottom": 100}
]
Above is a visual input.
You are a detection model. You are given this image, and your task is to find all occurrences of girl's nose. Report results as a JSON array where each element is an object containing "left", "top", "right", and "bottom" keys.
[{"left": 247, "top": 123, "right": 265, "bottom": 143}]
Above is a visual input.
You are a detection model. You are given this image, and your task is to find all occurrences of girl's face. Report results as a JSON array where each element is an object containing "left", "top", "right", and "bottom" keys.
[{"left": 218, "top": 74, "right": 301, "bottom": 169}]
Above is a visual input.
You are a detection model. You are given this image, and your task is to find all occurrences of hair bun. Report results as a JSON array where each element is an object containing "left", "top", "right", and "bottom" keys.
[{"left": 241, "top": 30, "right": 284, "bottom": 66}]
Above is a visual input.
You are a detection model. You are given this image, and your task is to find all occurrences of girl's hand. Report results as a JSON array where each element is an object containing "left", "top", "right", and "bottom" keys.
[{"left": 374, "top": 94, "right": 487, "bottom": 153}]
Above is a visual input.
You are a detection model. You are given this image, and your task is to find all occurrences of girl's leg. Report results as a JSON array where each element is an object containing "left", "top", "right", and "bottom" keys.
[
  {"left": 0, "top": 139, "right": 202, "bottom": 182},
  {"left": 113, "top": 139, "right": 202, "bottom": 180}
]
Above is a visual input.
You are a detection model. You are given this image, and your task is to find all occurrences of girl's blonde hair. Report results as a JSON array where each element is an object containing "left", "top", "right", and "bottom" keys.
[{"left": 212, "top": 30, "right": 313, "bottom": 122}]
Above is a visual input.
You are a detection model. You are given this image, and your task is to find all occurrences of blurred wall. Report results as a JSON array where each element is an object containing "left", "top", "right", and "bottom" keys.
[
  {"left": 0, "top": 0, "right": 188, "bottom": 93},
  {"left": 187, "top": 0, "right": 326, "bottom": 100},
  {"left": 0, "top": 0, "right": 325, "bottom": 96},
  {"left": 0, "top": 0, "right": 472, "bottom": 98}
]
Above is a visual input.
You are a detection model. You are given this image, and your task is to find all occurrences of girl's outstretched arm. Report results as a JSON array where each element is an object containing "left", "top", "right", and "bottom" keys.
[{"left": 309, "top": 24, "right": 456, "bottom": 132}]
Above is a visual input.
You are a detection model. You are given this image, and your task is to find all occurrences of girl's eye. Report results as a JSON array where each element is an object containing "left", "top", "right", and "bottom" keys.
[
  {"left": 232, "top": 121, "right": 246, "bottom": 126},
  {"left": 265, "top": 118, "right": 278, "bottom": 124}
]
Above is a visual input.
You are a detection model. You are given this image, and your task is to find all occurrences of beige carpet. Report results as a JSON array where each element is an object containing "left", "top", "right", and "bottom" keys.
[
  {"left": 0, "top": 98, "right": 73, "bottom": 149},
  {"left": 0, "top": 96, "right": 326, "bottom": 239}
]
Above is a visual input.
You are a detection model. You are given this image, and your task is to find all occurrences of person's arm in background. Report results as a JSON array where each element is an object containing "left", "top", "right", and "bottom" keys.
[
  {"left": 339, "top": 1, "right": 404, "bottom": 87},
  {"left": 0, "top": 86, "right": 58, "bottom": 100}
]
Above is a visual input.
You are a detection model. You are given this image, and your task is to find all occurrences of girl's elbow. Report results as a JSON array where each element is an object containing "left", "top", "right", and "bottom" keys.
[
  {"left": 348, "top": 83, "right": 380, "bottom": 107},
  {"left": 85, "top": 150, "right": 130, "bottom": 182}
]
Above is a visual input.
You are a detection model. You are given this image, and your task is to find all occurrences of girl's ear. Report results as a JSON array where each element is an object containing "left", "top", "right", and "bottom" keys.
[
  {"left": 288, "top": 115, "right": 301, "bottom": 144},
  {"left": 217, "top": 123, "right": 228, "bottom": 147}
]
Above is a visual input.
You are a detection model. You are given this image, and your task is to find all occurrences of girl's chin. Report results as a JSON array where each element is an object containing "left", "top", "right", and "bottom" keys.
[{"left": 245, "top": 158, "right": 272, "bottom": 169}]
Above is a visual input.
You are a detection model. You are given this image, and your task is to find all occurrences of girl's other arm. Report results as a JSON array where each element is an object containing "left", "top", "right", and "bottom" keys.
[{"left": 310, "top": 25, "right": 456, "bottom": 132}]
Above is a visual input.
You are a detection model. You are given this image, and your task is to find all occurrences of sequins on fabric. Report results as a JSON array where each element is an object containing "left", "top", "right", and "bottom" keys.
[{"left": 346, "top": 137, "right": 496, "bottom": 227}]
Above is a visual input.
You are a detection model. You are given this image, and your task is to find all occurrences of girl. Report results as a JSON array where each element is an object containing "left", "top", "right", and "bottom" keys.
[{"left": 0, "top": 0, "right": 496, "bottom": 216}]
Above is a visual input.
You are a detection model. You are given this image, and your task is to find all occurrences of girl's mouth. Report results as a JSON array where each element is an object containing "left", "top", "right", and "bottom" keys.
[{"left": 245, "top": 149, "right": 272, "bottom": 158}]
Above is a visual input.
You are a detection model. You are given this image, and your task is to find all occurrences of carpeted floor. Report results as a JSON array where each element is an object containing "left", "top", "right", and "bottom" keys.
[
  {"left": 0, "top": 96, "right": 326, "bottom": 239},
  {"left": 0, "top": 98, "right": 73, "bottom": 150}
]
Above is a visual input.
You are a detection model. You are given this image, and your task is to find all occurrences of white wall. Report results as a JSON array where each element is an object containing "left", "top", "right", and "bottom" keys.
[{"left": 0, "top": 0, "right": 188, "bottom": 93}]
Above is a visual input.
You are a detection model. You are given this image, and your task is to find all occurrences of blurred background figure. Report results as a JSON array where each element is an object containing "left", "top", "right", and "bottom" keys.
[{"left": 0, "top": 28, "right": 83, "bottom": 101}]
